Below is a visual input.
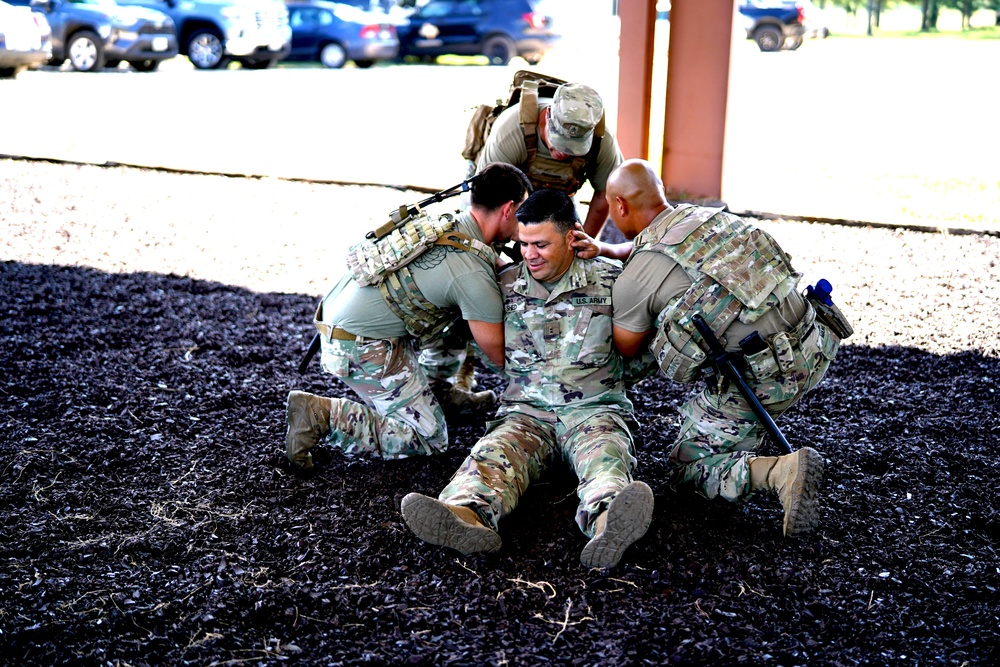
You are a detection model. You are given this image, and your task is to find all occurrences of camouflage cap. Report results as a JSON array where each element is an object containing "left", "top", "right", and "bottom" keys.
[{"left": 547, "top": 83, "right": 603, "bottom": 157}]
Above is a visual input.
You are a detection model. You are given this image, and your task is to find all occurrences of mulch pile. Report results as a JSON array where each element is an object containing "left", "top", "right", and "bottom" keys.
[{"left": 1, "top": 162, "right": 998, "bottom": 665}]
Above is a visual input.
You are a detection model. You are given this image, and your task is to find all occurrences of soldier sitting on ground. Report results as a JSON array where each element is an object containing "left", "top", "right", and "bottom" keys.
[{"left": 401, "top": 188, "right": 654, "bottom": 569}]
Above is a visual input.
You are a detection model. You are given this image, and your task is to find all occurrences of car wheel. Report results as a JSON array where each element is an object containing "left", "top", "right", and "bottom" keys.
[
  {"left": 130, "top": 59, "right": 160, "bottom": 72},
  {"left": 68, "top": 31, "right": 105, "bottom": 72},
  {"left": 188, "top": 30, "right": 225, "bottom": 69},
  {"left": 319, "top": 43, "right": 347, "bottom": 69},
  {"left": 482, "top": 34, "right": 516, "bottom": 66},
  {"left": 753, "top": 25, "right": 783, "bottom": 52},
  {"left": 354, "top": 59, "right": 374, "bottom": 69},
  {"left": 783, "top": 36, "right": 804, "bottom": 51}
]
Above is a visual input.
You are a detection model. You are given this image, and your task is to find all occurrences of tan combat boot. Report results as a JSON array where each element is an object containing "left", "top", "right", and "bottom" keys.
[
  {"left": 400, "top": 493, "right": 501, "bottom": 555},
  {"left": 749, "top": 447, "right": 825, "bottom": 537},
  {"left": 285, "top": 390, "right": 334, "bottom": 470},
  {"left": 580, "top": 481, "right": 654, "bottom": 569},
  {"left": 437, "top": 355, "right": 497, "bottom": 414}
]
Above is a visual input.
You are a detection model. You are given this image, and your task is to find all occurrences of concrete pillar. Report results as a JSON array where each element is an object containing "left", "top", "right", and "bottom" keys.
[
  {"left": 615, "top": 0, "right": 657, "bottom": 160},
  {"left": 661, "top": 0, "right": 735, "bottom": 199}
]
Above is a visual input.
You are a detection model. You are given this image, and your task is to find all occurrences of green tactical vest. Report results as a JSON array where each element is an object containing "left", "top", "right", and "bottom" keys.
[
  {"left": 345, "top": 211, "right": 498, "bottom": 344},
  {"left": 628, "top": 205, "right": 800, "bottom": 383}
]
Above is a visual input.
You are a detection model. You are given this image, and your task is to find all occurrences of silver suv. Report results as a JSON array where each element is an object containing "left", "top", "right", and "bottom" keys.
[{"left": 116, "top": 0, "right": 290, "bottom": 69}]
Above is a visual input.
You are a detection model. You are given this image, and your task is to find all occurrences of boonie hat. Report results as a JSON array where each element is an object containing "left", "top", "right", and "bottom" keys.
[{"left": 547, "top": 83, "right": 603, "bottom": 156}]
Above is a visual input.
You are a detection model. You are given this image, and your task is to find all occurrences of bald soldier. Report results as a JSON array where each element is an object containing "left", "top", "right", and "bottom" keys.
[{"left": 595, "top": 159, "right": 849, "bottom": 537}]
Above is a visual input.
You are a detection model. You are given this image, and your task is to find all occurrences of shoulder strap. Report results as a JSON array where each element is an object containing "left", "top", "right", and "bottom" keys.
[
  {"left": 434, "top": 231, "right": 498, "bottom": 268},
  {"left": 518, "top": 80, "right": 540, "bottom": 162}
]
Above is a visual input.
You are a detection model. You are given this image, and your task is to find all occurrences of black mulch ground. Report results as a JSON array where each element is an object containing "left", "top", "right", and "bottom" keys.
[{"left": 1, "top": 259, "right": 998, "bottom": 666}]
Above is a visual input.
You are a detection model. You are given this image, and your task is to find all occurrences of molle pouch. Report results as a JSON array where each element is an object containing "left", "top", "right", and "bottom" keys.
[
  {"left": 320, "top": 345, "right": 351, "bottom": 379},
  {"left": 769, "top": 331, "right": 795, "bottom": 374},
  {"left": 743, "top": 345, "right": 778, "bottom": 382},
  {"left": 649, "top": 325, "right": 705, "bottom": 384}
]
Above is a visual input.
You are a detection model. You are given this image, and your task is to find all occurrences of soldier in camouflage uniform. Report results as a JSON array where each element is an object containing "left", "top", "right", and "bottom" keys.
[
  {"left": 597, "top": 159, "right": 848, "bottom": 538},
  {"left": 284, "top": 163, "right": 532, "bottom": 471},
  {"left": 401, "top": 189, "right": 654, "bottom": 569}
]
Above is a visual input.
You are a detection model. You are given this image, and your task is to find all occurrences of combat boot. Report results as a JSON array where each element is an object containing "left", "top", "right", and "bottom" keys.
[
  {"left": 749, "top": 447, "right": 825, "bottom": 537},
  {"left": 285, "top": 390, "right": 333, "bottom": 470},
  {"left": 580, "top": 481, "right": 654, "bottom": 569},
  {"left": 400, "top": 493, "right": 501, "bottom": 555},
  {"left": 447, "top": 354, "right": 497, "bottom": 413}
]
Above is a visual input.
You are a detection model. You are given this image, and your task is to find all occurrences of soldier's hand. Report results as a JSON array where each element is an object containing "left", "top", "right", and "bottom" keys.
[{"left": 570, "top": 223, "right": 600, "bottom": 259}]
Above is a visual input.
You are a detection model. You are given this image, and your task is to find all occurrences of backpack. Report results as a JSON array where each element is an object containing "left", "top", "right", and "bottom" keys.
[{"left": 461, "top": 70, "right": 605, "bottom": 182}]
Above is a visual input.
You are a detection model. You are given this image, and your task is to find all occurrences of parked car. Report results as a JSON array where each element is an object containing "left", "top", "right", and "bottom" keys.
[
  {"left": 396, "top": 0, "right": 560, "bottom": 66},
  {"left": 8, "top": 0, "right": 177, "bottom": 71},
  {"left": 799, "top": 0, "right": 829, "bottom": 38},
  {"left": 738, "top": 0, "right": 807, "bottom": 52},
  {"left": 114, "top": 0, "right": 290, "bottom": 70},
  {"left": 0, "top": 0, "right": 52, "bottom": 77},
  {"left": 285, "top": 0, "right": 398, "bottom": 69}
]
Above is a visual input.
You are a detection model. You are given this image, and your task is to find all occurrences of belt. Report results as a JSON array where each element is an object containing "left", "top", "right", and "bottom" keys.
[
  {"left": 313, "top": 301, "right": 358, "bottom": 342},
  {"left": 314, "top": 321, "right": 357, "bottom": 341}
]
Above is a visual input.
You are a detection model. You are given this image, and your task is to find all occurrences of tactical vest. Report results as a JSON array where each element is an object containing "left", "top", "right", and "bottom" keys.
[
  {"left": 517, "top": 81, "right": 604, "bottom": 197},
  {"left": 629, "top": 205, "right": 800, "bottom": 383},
  {"left": 344, "top": 211, "right": 498, "bottom": 344}
]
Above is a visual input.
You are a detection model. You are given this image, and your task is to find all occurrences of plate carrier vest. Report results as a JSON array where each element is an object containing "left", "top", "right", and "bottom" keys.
[
  {"left": 629, "top": 205, "right": 801, "bottom": 383},
  {"left": 344, "top": 209, "right": 498, "bottom": 344}
]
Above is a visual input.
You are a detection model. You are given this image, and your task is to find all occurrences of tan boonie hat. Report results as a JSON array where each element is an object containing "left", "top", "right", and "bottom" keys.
[{"left": 547, "top": 83, "right": 603, "bottom": 156}]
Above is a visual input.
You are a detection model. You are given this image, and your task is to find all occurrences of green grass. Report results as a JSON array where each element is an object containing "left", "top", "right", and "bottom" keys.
[{"left": 836, "top": 25, "right": 1000, "bottom": 39}]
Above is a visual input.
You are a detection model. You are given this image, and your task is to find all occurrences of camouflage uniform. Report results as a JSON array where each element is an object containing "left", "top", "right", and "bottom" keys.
[
  {"left": 301, "top": 211, "right": 502, "bottom": 461},
  {"left": 437, "top": 256, "right": 637, "bottom": 537},
  {"left": 613, "top": 205, "right": 842, "bottom": 502}
]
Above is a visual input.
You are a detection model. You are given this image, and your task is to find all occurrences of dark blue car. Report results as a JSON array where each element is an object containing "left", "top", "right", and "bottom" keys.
[
  {"left": 285, "top": 0, "right": 398, "bottom": 69},
  {"left": 397, "top": 0, "right": 560, "bottom": 66}
]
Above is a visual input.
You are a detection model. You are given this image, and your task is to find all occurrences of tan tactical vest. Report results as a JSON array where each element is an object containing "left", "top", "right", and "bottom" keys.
[
  {"left": 518, "top": 81, "right": 604, "bottom": 197},
  {"left": 628, "top": 205, "right": 800, "bottom": 383},
  {"left": 345, "top": 211, "right": 498, "bottom": 344}
]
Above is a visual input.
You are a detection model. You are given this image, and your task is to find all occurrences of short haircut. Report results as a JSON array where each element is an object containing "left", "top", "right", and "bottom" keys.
[
  {"left": 515, "top": 188, "right": 578, "bottom": 234},
  {"left": 471, "top": 162, "right": 532, "bottom": 211}
]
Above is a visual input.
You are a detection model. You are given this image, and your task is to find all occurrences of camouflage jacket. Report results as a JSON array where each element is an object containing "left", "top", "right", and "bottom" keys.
[{"left": 497, "top": 256, "right": 633, "bottom": 429}]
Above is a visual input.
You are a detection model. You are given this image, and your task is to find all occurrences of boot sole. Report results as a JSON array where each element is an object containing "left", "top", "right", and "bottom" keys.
[
  {"left": 580, "top": 481, "right": 654, "bottom": 569},
  {"left": 784, "top": 447, "right": 825, "bottom": 538},
  {"left": 401, "top": 493, "right": 501, "bottom": 555}
]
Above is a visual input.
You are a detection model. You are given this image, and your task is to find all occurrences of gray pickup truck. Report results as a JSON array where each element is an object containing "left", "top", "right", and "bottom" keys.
[{"left": 116, "top": 0, "right": 291, "bottom": 69}]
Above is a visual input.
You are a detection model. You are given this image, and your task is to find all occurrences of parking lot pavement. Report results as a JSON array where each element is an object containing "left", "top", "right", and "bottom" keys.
[{"left": 1, "top": 33, "right": 997, "bottom": 233}]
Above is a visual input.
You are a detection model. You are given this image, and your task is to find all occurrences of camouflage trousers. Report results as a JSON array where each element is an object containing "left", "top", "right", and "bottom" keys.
[
  {"left": 668, "top": 318, "right": 841, "bottom": 501},
  {"left": 416, "top": 328, "right": 473, "bottom": 380},
  {"left": 319, "top": 335, "right": 450, "bottom": 458},
  {"left": 439, "top": 410, "right": 636, "bottom": 538}
]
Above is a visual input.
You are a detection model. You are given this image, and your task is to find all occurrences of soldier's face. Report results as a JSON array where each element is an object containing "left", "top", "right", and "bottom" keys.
[{"left": 518, "top": 220, "right": 575, "bottom": 283}]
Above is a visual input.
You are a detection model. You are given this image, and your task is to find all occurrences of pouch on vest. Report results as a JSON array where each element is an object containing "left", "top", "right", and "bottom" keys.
[{"left": 345, "top": 210, "right": 456, "bottom": 287}]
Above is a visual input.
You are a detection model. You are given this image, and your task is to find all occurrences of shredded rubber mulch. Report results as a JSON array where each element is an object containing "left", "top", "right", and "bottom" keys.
[{"left": 1, "top": 161, "right": 999, "bottom": 666}]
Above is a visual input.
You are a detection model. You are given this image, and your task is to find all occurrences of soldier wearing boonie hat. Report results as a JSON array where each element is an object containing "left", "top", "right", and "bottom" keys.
[
  {"left": 547, "top": 83, "right": 604, "bottom": 156},
  {"left": 475, "top": 79, "right": 624, "bottom": 239}
]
